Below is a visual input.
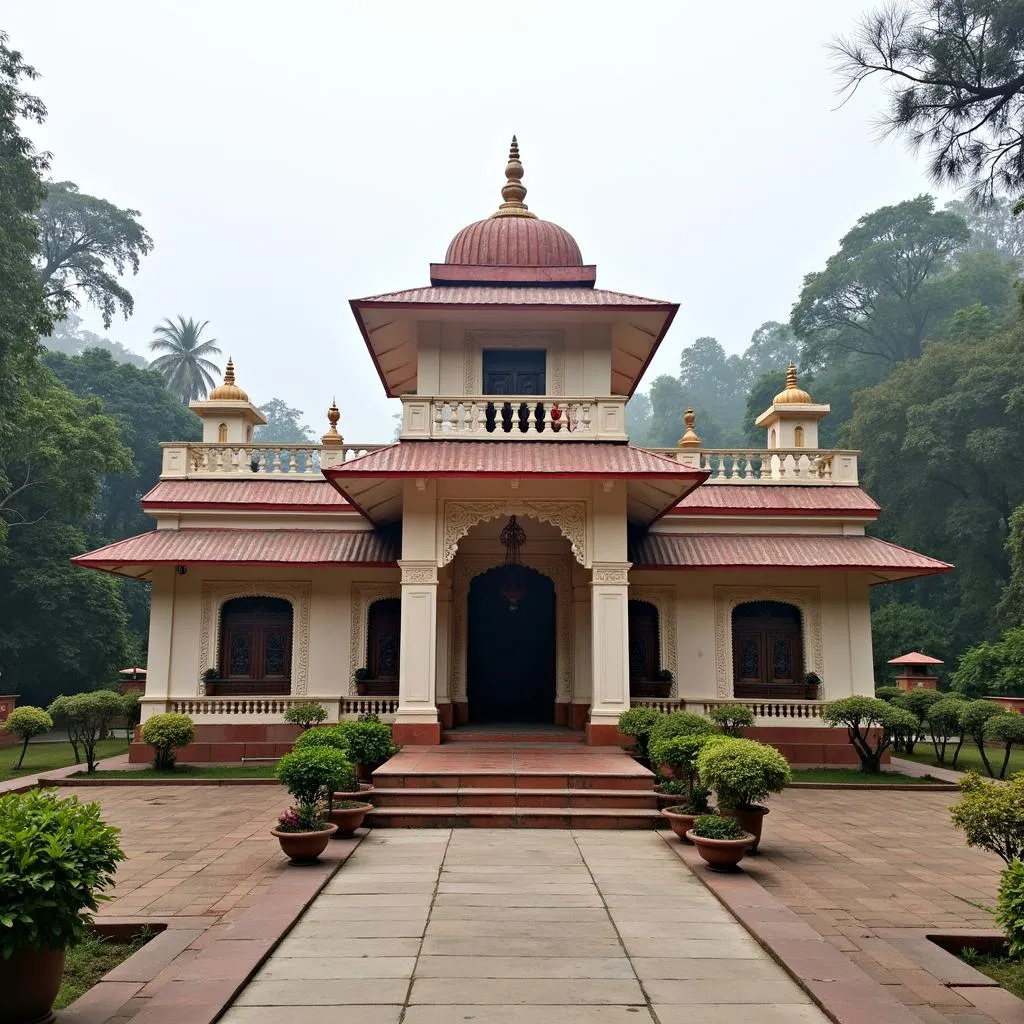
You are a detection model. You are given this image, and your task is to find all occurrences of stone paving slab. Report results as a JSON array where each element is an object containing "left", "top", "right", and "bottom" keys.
[{"left": 221, "top": 829, "right": 827, "bottom": 1023}]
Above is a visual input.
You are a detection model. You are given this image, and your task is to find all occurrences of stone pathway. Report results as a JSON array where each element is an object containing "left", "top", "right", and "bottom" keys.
[{"left": 222, "top": 829, "right": 826, "bottom": 1024}]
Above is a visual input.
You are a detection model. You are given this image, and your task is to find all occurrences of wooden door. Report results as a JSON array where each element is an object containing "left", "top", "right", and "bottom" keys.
[{"left": 731, "top": 602, "right": 803, "bottom": 698}]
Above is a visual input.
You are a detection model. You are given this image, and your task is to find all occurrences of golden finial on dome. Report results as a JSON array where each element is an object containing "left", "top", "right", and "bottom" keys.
[
  {"left": 321, "top": 398, "right": 343, "bottom": 446},
  {"left": 773, "top": 361, "right": 813, "bottom": 405},
  {"left": 491, "top": 135, "right": 538, "bottom": 220},
  {"left": 208, "top": 357, "right": 250, "bottom": 402},
  {"left": 678, "top": 408, "right": 702, "bottom": 448}
]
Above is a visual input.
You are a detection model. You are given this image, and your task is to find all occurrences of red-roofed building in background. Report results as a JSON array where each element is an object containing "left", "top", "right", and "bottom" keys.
[
  {"left": 888, "top": 651, "right": 945, "bottom": 691},
  {"left": 74, "top": 138, "right": 952, "bottom": 767}
]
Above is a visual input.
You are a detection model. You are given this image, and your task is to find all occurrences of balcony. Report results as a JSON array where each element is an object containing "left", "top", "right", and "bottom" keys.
[
  {"left": 400, "top": 395, "right": 628, "bottom": 442},
  {"left": 645, "top": 447, "right": 859, "bottom": 485},
  {"left": 160, "top": 442, "right": 384, "bottom": 479}
]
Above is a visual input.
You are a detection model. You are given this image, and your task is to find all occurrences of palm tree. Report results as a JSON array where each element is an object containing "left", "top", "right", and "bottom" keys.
[{"left": 149, "top": 316, "right": 222, "bottom": 403}]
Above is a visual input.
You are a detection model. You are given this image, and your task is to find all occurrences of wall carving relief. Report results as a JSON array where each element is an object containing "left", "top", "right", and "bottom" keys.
[
  {"left": 442, "top": 500, "right": 587, "bottom": 566},
  {"left": 713, "top": 586, "right": 823, "bottom": 699},
  {"left": 348, "top": 583, "right": 402, "bottom": 695},
  {"left": 463, "top": 329, "right": 565, "bottom": 396},
  {"left": 630, "top": 585, "right": 679, "bottom": 698},
  {"left": 399, "top": 560, "right": 438, "bottom": 585},
  {"left": 198, "top": 581, "right": 311, "bottom": 696},
  {"left": 450, "top": 555, "right": 572, "bottom": 705},
  {"left": 591, "top": 562, "right": 631, "bottom": 585}
]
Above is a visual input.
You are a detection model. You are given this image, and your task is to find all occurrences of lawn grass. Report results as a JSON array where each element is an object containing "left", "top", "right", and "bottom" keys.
[
  {"left": 900, "top": 742, "right": 1024, "bottom": 778},
  {"left": 0, "top": 739, "right": 129, "bottom": 780},
  {"left": 959, "top": 950, "right": 1024, "bottom": 1001},
  {"left": 55, "top": 930, "right": 153, "bottom": 1010},
  {"left": 790, "top": 768, "right": 940, "bottom": 785},
  {"left": 72, "top": 764, "right": 279, "bottom": 780}
]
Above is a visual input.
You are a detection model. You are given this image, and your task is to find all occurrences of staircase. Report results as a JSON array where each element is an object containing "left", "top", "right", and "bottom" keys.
[{"left": 366, "top": 741, "right": 660, "bottom": 829}]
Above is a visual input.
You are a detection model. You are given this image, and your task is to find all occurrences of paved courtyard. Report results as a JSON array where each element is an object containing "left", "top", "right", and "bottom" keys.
[{"left": 222, "top": 829, "right": 826, "bottom": 1024}]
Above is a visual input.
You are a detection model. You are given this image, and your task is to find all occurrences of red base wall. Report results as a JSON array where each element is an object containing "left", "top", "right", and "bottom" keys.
[{"left": 742, "top": 726, "right": 889, "bottom": 767}]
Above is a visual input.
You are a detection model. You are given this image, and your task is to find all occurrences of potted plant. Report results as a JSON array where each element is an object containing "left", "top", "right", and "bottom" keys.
[
  {"left": 685, "top": 814, "right": 755, "bottom": 871},
  {"left": 332, "top": 755, "right": 375, "bottom": 803},
  {"left": 650, "top": 733, "right": 721, "bottom": 840},
  {"left": 354, "top": 667, "right": 371, "bottom": 696},
  {"left": 804, "top": 671, "right": 822, "bottom": 700},
  {"left": 617, "top": 706, "right": 663, "bottom": 766},
  {"left": 662, "top": 786, "right": 712, "bottom": 841},
  {"left": 695, "top": 737, "right": 791, "bottom": 853},
  {"left": 323, "top": 757, "right": 372, "bottom": 835},
  {"left": 272, "top": 747, "right": 352, "bottom": 862},
  {"left": 0, "top": 790, "right": 125, "bottom": 1024},
  {"left": 343, "top": 717, "right": 400, "bottom": 781}
]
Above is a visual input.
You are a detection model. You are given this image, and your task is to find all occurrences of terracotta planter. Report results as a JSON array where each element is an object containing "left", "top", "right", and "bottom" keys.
[
  {"left": 655, "top": 791, "right": 686, "bottom": 809},
  {"left": 333, "top": 783, "right": 375, "bottom": 804},
  {"left": 0, "top": 945, "right": 65, "bottom": 1024},
  {"left": 324, "top": 801, "right": 373, "bottom": 837},
  {"left": 685, "top": 831, "right": 755, "bottom": 871},
  {"left": 271, "top": 822, "right": 337, "bottom": 863},
  {"left": 720, "top": 805, "right": 769, "bottom": 854},
  {"left": 660, "top": 807, "right": 698, "bottom": 842}
]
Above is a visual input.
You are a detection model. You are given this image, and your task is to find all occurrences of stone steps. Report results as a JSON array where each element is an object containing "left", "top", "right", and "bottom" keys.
[
  {"left": 366, "top": 806, "right": 661, "bottom": 829},
  {"left": 442, "top": 729, "right": 585, "bottom": 744},
  {"left": 371, "top": 786, "right": 658, "bottom": 810},
  {"left": 372, "top": 771, "right": 652, "bottom": 791}
]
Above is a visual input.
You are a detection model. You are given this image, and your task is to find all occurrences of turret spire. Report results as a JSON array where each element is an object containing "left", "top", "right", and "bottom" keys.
[{"left": 491, "top": 135, "right": 537, "bottom": 219}]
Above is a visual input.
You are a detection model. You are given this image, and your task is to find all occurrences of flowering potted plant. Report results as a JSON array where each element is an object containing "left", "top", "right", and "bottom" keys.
[
  {"left": 685, "top": 814, "right": 755, "bottom": 871},
  {"left": 272, "top": 747, "right": 352, "bottom": 862},
  {"left": 0, "top": 790, "right": 125, "bottom": 1024}
]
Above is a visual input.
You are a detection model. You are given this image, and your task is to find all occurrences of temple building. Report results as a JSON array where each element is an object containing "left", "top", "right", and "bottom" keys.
[{"left": 74, "top": 139, "right": 951, "bottom": 765}]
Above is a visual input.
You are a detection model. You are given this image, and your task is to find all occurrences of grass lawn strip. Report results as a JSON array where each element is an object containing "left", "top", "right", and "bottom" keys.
[
  {"left": 0, "top": 739, "right": 128, "bottom": 780},
  {"left": 71, "top": 764, "right": 279, "bottom": 779},
  {"left": 960, "top": 950, "right": 1024, "bottom": 1001},
  {"left": 789, "top": 767, "right": 943, "bottom": 785},
  {"left": 55, "top": 930, "right": 153, "bottom": 1010},
  {"left": 901, "top": 745, "right": 1024, "bottom": 777}
]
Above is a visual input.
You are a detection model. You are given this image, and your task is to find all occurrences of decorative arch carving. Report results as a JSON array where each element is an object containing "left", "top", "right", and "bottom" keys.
[
  {"left": 199, "top": 581, "right": 311, "bottom": 695},
  {"left": 450, "top": 554, "right": 572, "bottom": 705},
  {"left": 629, "top": 585, "right": 678, "bottom": 698},
  {"left": 349, "top": 583, "right": 401, "bottom": 695},
  {"left": 442, "top": 500, "right": 587, "bottom": 566},
  {"left": 713, "top": 586, "right": 823, "bottom": 699}
]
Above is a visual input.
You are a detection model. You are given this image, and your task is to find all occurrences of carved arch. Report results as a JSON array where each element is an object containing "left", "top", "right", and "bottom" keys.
[{"left": 442, "top": 500, "right": 587, "bottom": 566}]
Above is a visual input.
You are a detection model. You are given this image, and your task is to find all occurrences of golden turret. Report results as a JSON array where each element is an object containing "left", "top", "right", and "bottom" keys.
[
  {"left": 208, "top": 358, "right": 250, "bottom": 402},
  {"left": 678, "top": 408, "right": 702, "bottom": 448},
  {"left": 321, "top": 399, "right": 344, "bottom": 446},
  {"left": 772, "top": 362, "right": 813, "bottom": 405},
  {"left": 490, "top": 135, "right": 538, "bottom": 219}
]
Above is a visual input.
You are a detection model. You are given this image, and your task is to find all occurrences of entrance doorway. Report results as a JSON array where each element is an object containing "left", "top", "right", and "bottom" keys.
[{"left": 467, "top": 565, "right": 556, "bottom": 724}]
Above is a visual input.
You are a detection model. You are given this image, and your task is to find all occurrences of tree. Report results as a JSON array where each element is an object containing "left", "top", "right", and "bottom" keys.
[
  {"left": 3, "top": 705, "right": 52, "bottom": 769},
  {"left": 148, "top": 316, "right": 221, "bottom": 403},
  {"left": 36, "top": 182, "right": 153, "bottom": 328},
  {"left": 678, "top": 336, "right": 745, "bottom": 445},
  {"left": 255, "top": 399, "right": 315, "bottom": 444},
  {"left": 947, "top": 197, "right": 1024, "bottom": 263},
  {"left": 643, "top": 374, "right": 688, "bottom": 448},
  {"left": 834, "top": 1, "right": 1024, "bottom": 204},
  {"left": 953, "top": 628, "right": 1024, "bottom": 698},
  {"left": 625, "top": 392, "right": 652, "bottom": 444},
  {"left": 792, "top": 196, "right": 971, "bottom": 368},
  {"left": 43, "top": 312, "right": 148, "bottom": 369},
  {"left": 742, "top": 370, "right": 786, "bottom": 444},
  {"left": 741, "top": 321, "right": 801, "bottom": 384}
]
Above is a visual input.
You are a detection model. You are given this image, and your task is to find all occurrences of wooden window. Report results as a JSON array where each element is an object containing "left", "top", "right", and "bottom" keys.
[
  {"left": 482, "top": 349, "right": 547, "bottom": 434},
  {"left": 367, "top": 599, "right": 401, "bottom": 681},
  {"left": 214, "top": 597, "right": 293, "bottom": 695},
  {"left": 628, "top": 601, "right": 660, "bottom": 681},
  {"left": 731, "top": 601, "right": 804, "bottom": 699}
]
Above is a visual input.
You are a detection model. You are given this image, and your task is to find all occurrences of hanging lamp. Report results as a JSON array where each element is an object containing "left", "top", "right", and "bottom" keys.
[{"left": 498, "top": 515, "right": 527, "bottom": 612}]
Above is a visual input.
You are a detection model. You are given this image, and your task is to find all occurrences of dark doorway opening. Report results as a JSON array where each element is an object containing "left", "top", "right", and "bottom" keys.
[{"left": 467, "top": 564, "right": 556, "bottom": 724}]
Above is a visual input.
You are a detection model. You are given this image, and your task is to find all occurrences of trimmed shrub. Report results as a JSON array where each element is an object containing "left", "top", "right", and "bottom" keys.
[
  {"left": 695, "top": 737, "right": 791, "bottom": 810},
  {"left": 140, "top": 713, "right": 196, "bottom": 771},
  {"left": 892, "top": 688, "right": 945, "bottom": 753},
  {"left": 617, "top": 707, "right": 663, "bottom": 763},
  {"left": 706, "top": 703, "right": 755, "bottom": 737},
  {"left": 47, "top": 691, "right": 125, "bottom": 772},
  {"left": 0, "top": 789, "right": 125, "bottom": 957},
  {"left": 998, "top": 860, "right": 1024, "bottom": 958},
  {"left": 874, "top": 686, "right": 904, "bottom": 703},
  {"left": 293, "top": 725, "right": 349, "bottom": 751},
  {"left": 119, "top": 692, "right": 141, "bottom": 742},
  {"left": 649, "top": 734, "right": 723, "bottom": 810},
  {"left": 3, "top": 706, "right": 53, "bottom": 769},
  {"left": 821, "top": 696, "right": 917, "bottom": 773},
  {"left": 925, "top": 696, "right": 968, "bottom": 764},
  {"left": 283, "top": 702, "right": 328, "bottom": 730},
  {"left": 343, "top": 719, "right": 398, "bottom": 773},
  {"left": 649, "top": 712, "right": 719, "bottom": 749},
  {"left": 276, "top": 747, "right": 352, "bottom": 811},
  {"left": 950, "top": 771, "right": 1024, "bottom": 865},
  {"left": 986, "top": 714, "right": 1024, "bottom": 779},
  {"left": 690, "top": 814, "right": 746, "bottom": 840},
  {"left": 961, "top": 700, "right": 1008, "bottom": 777}
]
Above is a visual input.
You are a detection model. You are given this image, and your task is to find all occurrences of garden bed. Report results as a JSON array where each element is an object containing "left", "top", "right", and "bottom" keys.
[
  {"left": 0, "top": 739, "right": 128, "bottom": 780},
  {"left": 788, "top": 767, "right": 954, "bottom": 789},
  {"left": 57, "top": 923, "right": 160, "bottom": 1010},
  {"left": 901, "top": 746, "right": 1024, "bottom": 777}
]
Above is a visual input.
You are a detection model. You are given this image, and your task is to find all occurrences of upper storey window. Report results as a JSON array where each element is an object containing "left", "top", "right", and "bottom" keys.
[{"left": 483, "top": 349, "right": 546, "bottom": 396}]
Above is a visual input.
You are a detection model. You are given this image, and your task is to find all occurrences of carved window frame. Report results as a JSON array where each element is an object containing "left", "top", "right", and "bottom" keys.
[
  {"left": 349, "top": 583, "right": 402, "bottom": 695},
  {"left": 464, "top": 329, "right": 565, "bottom": 396},
  {"left": 199, "top": 581, "right": 311, "bottom": 696},
  {"left": 713, "top": 586, "right": 823, "bottom": 699}
]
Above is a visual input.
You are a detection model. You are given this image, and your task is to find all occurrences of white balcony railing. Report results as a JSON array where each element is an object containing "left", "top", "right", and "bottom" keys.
[
  {"left": 160, "top": 442, "right": 384, "bottom": 479},
  {"left": 629, "top": 696, "right": 829, "bottom": 726},
  {"left": 645, "top": 447, "right": 859, "bottom": 485},
  {"left": 145, "top": 695, "right": 398, "bottom": 722},
  {"left": 400, "top": 395, "right": 628, "bottom": 442}
]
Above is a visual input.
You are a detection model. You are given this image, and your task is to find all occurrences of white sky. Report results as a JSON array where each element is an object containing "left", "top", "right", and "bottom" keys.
[{"left": 7, "top": 0, "right": 943, "bottom": 441}]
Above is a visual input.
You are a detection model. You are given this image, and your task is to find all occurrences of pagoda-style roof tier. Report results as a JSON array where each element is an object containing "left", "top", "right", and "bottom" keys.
[
  {"left": 670, "top": 484, "right": 880, "bottom": 518},
  {"left": 324, "top": 440, "right": 706, "bottom": 527},
  {"left": 888, "top": 651, "right": 945, "bottom": 666}
]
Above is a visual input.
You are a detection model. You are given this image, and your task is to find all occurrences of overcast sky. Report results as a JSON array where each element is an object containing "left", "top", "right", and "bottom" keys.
[{"left": 7, "top": 1, "right": 944, "bottom": 441}]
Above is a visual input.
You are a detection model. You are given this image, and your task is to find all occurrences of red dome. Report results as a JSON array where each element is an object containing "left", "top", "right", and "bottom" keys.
[{"left": 445, "top": 216, "right": 583, "bottom": 267}]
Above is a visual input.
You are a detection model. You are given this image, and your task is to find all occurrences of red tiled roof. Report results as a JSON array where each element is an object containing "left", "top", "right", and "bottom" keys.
[
  {"left": 353, "top": 286, "right": 671, "bottom": 307},
  {"left": 73, "top": 529, "right": 397, "bottom": 577},
  {"left": 143, "top": 480, "right": 350, "bottom": 510},
  {"left": 888, "top": 651, "right": 945, "bottom": 665},
  {"left": 672, "top": 485, "right": 880, "bottom": 517},
  {"left": 325, "top": 442, "right": 702, "bottom": 478},
  {"left": 629, "top": 533, "right": 952, "bottom": 579}
]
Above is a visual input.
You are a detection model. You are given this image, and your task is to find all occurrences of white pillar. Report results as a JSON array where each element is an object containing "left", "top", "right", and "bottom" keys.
[
  {"left": 435, "top": 575, "right": 453, "bottom": 728},
  {"left": 571, "top": 574, "right": 592, "bottom": 730},
  {"left": 395, "top": 559, "right": 440, "bottom": 742},
  {"left": 588, "top": 561, "right": 631, "bottom": 741}
]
